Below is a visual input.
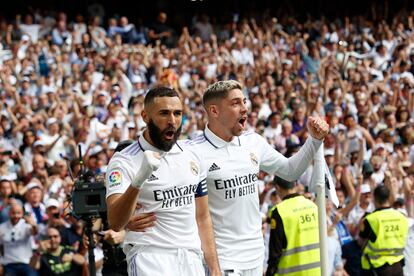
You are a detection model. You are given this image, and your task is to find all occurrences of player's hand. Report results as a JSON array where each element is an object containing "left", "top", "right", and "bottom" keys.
[
  {"left": 126, "top": 212, "right": 157, "bottom": 232},
  {"left": 131, "top": 150, "right": 161, "bottom": 189},
  {"left": 307, "top": 116, "right": 329, "bottom": 140}
]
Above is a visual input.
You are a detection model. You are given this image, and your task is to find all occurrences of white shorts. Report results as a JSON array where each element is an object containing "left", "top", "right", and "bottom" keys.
[
  {"left": 221, "top": 266, "right": 263, "bottom": 276},
  {"left": 126, "top": 246, "right": 205, "bottom": 276},
  {"left": 205, "top": 264, "right": 263, "bottom": 276}
]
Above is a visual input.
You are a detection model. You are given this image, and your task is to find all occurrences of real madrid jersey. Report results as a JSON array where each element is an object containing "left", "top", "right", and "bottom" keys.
[
  {"left": 193, "top": 127, "right": 322, "bottom": 269},
  {"left": 105, "top": 135, "right": 207, "bottom": 252}
]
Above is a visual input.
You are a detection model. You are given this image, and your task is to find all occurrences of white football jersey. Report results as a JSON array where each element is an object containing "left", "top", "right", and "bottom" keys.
[
  {"left": 193, "top": 127, "right": 322, "bottom": 269},
  {"left": 106, "top": 135, "right": 207, "bottom": 252}
]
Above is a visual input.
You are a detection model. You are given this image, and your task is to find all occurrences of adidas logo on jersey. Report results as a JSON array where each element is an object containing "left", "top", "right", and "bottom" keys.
[
  {"left": 209, "top": 163, "right": 220, "bottom": 172},
  {"left": 147, "top": 174, "right": 159, "bottom": 181}
]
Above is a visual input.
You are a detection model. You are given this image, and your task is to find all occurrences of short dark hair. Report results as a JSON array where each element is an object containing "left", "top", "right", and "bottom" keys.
[
  {"left": 343, "top": 114, "right": 355, "bottom": 121},
  {"left": 144, "top": 87, "right": 179, "bottom": 107},
  {"left": 273, "top": 175, "right": 295, "bottom": 189},
  {"left": 202, "top": 80, "right": 242, "bottom": 106},
  {"left": 268, "top": 112, "right": 281, "bottom": 121},
  {"left": 373, "top": 185, "right": 390, "bottom": 205}
]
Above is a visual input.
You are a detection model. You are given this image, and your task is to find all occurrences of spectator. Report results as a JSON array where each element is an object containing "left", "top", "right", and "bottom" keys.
[
  {"left": 51, "top": 20, "right": 71, "bottom": 46},
  {"left": 193, "top": 14, "right": 213, "bottom": 42},
  {"left": 24, "top": 182, "right": 46, "bottom": 225},
  {"left": 148, "top": 12, "right": 173, "bottom": 47},
  {"left": 0, "top": 203, "right": 38, "bottom": 276},
  {"left": 36, "top": 226, "right": 84, "bottom": 275},
  {"left": 0, "top": 179, "right": 22, "bottom": 223},
  {"left": 18, "top": 14, "right": 42, "bottom": 43}
]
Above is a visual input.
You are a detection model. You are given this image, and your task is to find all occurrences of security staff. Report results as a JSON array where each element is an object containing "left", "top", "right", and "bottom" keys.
[
  {"left": 359, "top": 185, "right": 408, "bottom": 276},
  {"left": 266, "top": 176, "right": 320, "bottom": 276}
]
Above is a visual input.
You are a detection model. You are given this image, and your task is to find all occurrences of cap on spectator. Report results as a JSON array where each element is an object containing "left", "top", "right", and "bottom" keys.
[
  {"left": 26, "top": 182, "right": 42, "bottom": 191},
  {"left": 33, "top": 140, "right": 45, "bottom": 147},
  {"left": 400, "top": 72, "right": 414, "bottom": 83},
  {"left": 43, "top": 87, "right": 56, "bottom": 94},
  {"left": 21, "top": 34, "right": 30, "bottom": 42},
  {"left": 360, "top": 184, "right": 371, "bottom": 194},
  {"left": 89, "top": 145, "right": 103, "bottom": 156},
  {"left": 108, "top": 141, "right": 118, "bottom": 150},
  {"left": 324, "top": 148, "right": 335, "bottom": 156},
  {"left": 281, "top": 59, "right": 293, "bottom": 66},
  {"left": 98, "top": 90, "right": 108, "bottom": 97},
  {"left": 22, "top": 76, "right": 30, "bottom": 83},
  {"left": 45, "top": 198, "right": 60, "bottom": 209},
  {"left": 362, "top": 162, "right": 374, "bottom": 175},
  {"left": 136, "top": 89, "right": 146, "bottom": 97},
  {"left": 131, "top": 75, "right": 143, "bottom": 84},
  {"left": 46, "top": 117, "right": 58, "bottom": 126},
  {"left": 0, "top": 144, "right": 13, "bottom": 154},
  {"left": 0, "top": 175, "right": 14, "bottom": 181},
  {"left": 373, "top": 143, "right": 386, "bottom": 151},
  {"left": 111, "top": 84, "right": 120, "bottom": 92},
  {"left": 127, "top": 122, "right": 136, "bottom": 129}
]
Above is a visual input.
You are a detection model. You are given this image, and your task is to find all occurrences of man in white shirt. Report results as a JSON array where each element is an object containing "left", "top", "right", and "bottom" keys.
[
  {"left": 105, "top": 87, "right": 220, "bottom": 276},
  {"left": 39, "top": 117, "right": 68, "bottom": 163},
  {"left": 193, "top": 80, "right": 329, "bottom": 275},
  {"left": 347, "top": 184, "right": 375, "bottom": 235},
  {"left": 0, "top": 204, "right": 38, "bottom": 276}
]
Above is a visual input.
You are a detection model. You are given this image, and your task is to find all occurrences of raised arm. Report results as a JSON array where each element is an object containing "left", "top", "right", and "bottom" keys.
[
  {"left": 260, "top": 117, "right": 329, "bottom": 181},
  {"left": 107, "top": 151, "right": 160, "bottom": 231}
]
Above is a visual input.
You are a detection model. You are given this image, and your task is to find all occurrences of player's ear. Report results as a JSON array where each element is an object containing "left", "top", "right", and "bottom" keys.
[
  {"left": 208, "top": 103, "right": 219, "bottom": 118},
  {"left": 142, "top": 109, "right": 149, "bottom": 124}
]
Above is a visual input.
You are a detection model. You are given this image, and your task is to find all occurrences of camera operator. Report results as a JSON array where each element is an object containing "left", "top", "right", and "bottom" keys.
[{"left": 82, "top": 201, "right": 156, "bottom": 275}]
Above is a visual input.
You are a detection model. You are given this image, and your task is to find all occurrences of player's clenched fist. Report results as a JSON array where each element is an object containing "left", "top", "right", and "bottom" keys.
[
  {"left": 131, "top": 150, "right": 161, "bottom": 189},
  {"left": 307, "top": 116, "right": 329, "bottom": 140}
]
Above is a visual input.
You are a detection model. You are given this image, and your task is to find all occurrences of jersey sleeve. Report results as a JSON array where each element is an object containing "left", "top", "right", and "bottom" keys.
[
  {"left": 195, "top": 178, "right": 207, "bottom": 198},
  {"left": 193, "top": 144, "right": 208, "bottom": 198},
  {"left": 256, "top": 133, "right": 322, "bottom": 182},
  {"left": 105, "top": 153, "right": 133, "bottom": 198}
]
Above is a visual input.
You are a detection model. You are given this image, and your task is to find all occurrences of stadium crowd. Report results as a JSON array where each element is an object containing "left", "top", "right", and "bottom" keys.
[{"left": 0, "top": 4, "right": 413, "bottom": 275}]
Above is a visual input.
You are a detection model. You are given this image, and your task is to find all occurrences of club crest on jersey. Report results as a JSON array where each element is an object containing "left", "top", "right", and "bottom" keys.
[
  {"left": 190, "top": 161, "right": 199, "bottom": 175},
  {"left": 108, "top": 169, "right": 122, "bottom": 187},
  {"left": 250, "top": 152, "right": 258, "bottom": 166}
]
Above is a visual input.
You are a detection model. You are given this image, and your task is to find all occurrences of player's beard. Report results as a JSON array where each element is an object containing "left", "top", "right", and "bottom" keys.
[{"left": 147, "top": 119, "right": 182, "bottom": 151}]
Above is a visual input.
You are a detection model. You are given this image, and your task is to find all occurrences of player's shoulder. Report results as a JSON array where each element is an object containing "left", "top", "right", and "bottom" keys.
[
  {"left": 239, "top": 129, "right": 265, "bottom": 144},
  {"left": 119, "top": 141, "right": 142, "bottom": 156},
  {"left": 177, "top": 139, "right": 202, "bottom": 157},
  {"left": 108, "top": 142, "right": 142, "bottom": 168},
  {"left": 178, "top": 135, "right": 208, "bottom": 153},
  {"left": 180, "top": 133, "right": 207, "bottom": 147}
]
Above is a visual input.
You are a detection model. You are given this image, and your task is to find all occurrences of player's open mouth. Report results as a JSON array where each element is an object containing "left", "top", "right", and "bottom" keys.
[
  {"left": 164, "top": 130, "right": 175, "bottom": 140},
  {"left": 238, "top": 117, "right": 247, "bottom": 128}
]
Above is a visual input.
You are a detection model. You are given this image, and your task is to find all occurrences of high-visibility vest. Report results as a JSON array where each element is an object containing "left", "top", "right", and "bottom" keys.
[
  {"left": 271, "top": 195, "right": 321, "bottom": 276},
  {"left": 362, "top": 208, "right": 408, "bottom": 270}
]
